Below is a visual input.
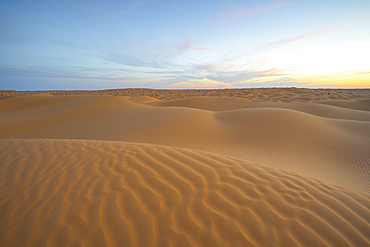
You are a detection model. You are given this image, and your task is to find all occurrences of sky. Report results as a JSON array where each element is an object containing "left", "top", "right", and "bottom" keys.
[{"left": 0, "top": 0, "right": 369, "bottom": 90}]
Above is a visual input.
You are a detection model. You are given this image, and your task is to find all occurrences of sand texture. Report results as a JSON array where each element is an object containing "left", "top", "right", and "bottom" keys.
[{"left": 0, "top": 88, "right": 370, "bottom": 246}]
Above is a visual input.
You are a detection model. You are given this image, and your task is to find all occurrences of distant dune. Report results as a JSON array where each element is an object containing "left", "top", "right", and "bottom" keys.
[
  {"left": 2, "top": 87, "right": 370, "bottom": 101},
  {"left": 0, "top": 88, "right": 370, "bottom": 246}
]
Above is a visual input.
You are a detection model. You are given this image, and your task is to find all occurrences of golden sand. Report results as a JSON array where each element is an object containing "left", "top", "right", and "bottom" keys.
[{"left": 0, "top": 88, "right": 369, "bottom": 246}]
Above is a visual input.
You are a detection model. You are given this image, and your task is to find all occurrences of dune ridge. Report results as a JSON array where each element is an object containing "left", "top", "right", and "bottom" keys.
[
  {"left": 1, "top": 139, "right": 370, "bottom": 247},
  {"left": 0, "top": 95, "right": 369, "bottom": 193},
  {"left": 147, "top": 96, "right": 370, "bottom": 121},
  {"left": 315, "top": 99, "right": 370, "bottom": 112}
]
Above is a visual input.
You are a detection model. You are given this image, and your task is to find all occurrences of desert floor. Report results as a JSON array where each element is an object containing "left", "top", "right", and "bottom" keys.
[{"left": 1, "top": 88, "right": 370, "bottom": 246}]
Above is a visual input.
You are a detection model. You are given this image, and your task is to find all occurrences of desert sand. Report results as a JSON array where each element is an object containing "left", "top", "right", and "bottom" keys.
[{"left": 1, "top": 88, "right": 370, "bottom": 246}]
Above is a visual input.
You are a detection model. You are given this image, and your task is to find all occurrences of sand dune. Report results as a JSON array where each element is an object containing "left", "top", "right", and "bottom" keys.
[
  {"left": 315, "top": 99, "right": 370, "bottom": 112},
  {"left": 147, "top": 96, "right": 370, "bottom": 121},
  {"left": 128, "top": 96, "right": 160, "bottom": 103},
  {"left": 2, "top": 88, "right": 370, "bottom": 102},
  {"left": 0, "top": 94, "right": 51, "bottom": 109},
  {"left": 0, "top": 95, "right": 369, "bottom": 193},
  {"left": 1, "top": 139, "right": 370, "bottom": 247},
  {"left": 0, "top": 89, "right": 370, "bottom": 247}
]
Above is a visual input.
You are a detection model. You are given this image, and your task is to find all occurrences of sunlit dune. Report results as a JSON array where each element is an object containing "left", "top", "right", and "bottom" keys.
[
  {"left": 128, "top": 96, "right": 160, "bottom": 103},
  {"left": 0, "top": 88, "right": 370, "bottom": 246},
  {"left": 315, "top": 99, "right": 370, "bottom": 112}
]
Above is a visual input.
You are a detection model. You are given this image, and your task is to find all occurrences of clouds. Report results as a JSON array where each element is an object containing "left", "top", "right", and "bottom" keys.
[
  {"left": 0, "top": 61, "right": 147, "bottom": 83},
  {"left": 171, "top": 39, "right": 211, "bottom": 51},
  {"left": 166, "top": 78, "right": 234, "bottom": 88},
  {"left": 164, "top": 67, "right": 294, "bottom": 89},
  {"left": 267, "top": 29, "right": 328, "bottom": 45},
  {"left": 267, "top": 16, "right": 370, "bottom": 46},
  {"left": 215, "top": 0, "right": 297, "bottom": 24},
  {"left": 345, "top": 71, "right": 370, "bottom": 77},
  {"left": 1, "top": 0, "right": 298, "bottom": 90},
  {"left": 160, "top": 58, "right": 289, "bottom": 89},
  {"left": 1, "top": 0, "right": 369, "bottom": 89}
]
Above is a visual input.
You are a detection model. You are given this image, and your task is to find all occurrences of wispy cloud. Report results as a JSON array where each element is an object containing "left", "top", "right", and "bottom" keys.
[
  {"left": 238, "top": 77, "right": 302, "bottom": 87},
  {"left": 268, "top": 29, "right": 328, "bottom": 45},
  {"left": 195, "top": 62, "right": 234, "bottom": 73},
  {"left": 166, "top": 78, "right": 235, "bottom": 89},
  {"left": 347, "top": 71, "right": 370, "bottom": 76},
  {"left": 0, "top": 65, "right": 143, "bottom": 82},
  {"left": 215, "top": 0, "right": 297, "bottom": 24},
  {"left": 169, "top": 38, "right": 211, "bottom": 52},
  {"left": 194, "top": 60, "right": 252, "bottom": 73},
  {"left": 257, "top": 67, "right": 284, "bottom": 75},
  {"left": 172, "top": 43, "right": 210, "bottom": 51},
  {"left": 186, "top": 52, "right": 290, "bottom": 86},
  {"left": 208, "top": 69, "right": 286, "bottom": 85},
  {"left": 268, "top": 16, "right": 370, "bottom": 46}
]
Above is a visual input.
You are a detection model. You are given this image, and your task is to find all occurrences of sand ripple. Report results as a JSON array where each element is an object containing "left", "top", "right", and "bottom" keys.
[{"left": 1, "top": 139, "right": 370, "bottom": 247}]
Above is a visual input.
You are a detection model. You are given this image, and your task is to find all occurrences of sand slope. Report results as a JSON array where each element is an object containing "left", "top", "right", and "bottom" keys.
[
  {"left": 147, "top": 96, "right": 370, "bottom": 121},
  {"left": 0, "top": 95, "right": 369, "bottom": 193},
  {"left": 1, "top": 139, "right": 370, "bottom": 247},
  {"left": 315, "top": 99, "right": 370, "bottom": 112}
]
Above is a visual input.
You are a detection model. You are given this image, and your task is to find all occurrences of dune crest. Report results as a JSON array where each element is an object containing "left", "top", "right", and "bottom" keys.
[
  {"left": 0, "top": 95, "right": 369, "bottom": 193},
  {"left": 1, "top": 139, "right": 370, "bottom": 247},
  {"left": 147, "top": 96, "right": 370, "bottom": 121},
  {"left": 315, "top": 99, "right": 370, "bottom": 112},
  {"left": 128, "top": 96, "right": 160, "bottom": 102}
]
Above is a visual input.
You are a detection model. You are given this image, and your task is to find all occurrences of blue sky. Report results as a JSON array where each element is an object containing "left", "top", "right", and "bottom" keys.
[{"left": 1, "top": 0, "right": 369, "bottom": 90}]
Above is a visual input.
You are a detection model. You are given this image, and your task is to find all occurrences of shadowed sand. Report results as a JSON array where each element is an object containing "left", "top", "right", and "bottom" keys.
[
  {"left": 0, "top": 88, "right": 370, "bottom": 246},
  {"left": 1, "top": 139, "right": 370, "bottom": 247}
]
